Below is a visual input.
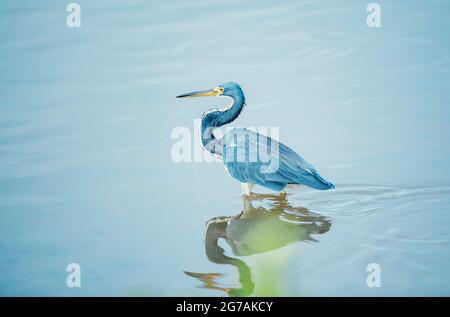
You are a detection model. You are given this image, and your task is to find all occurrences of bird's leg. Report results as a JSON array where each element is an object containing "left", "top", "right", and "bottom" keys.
[{"left": 241, "top": 183, "right": 254, "bottom": 196}]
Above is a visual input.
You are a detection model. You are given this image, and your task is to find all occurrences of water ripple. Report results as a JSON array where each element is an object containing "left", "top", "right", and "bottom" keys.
[{"left": 287, "top": 184, "right": 450, "bottom": 219}]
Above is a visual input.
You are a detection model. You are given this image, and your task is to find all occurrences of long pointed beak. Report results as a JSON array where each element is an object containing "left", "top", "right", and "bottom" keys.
[{"left": 176, "top": 88, "right": 218, "bottom": 98}]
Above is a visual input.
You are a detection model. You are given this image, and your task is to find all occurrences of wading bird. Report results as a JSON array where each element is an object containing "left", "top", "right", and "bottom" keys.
[{"left": 176, "top": 82, "right": 334, "bottom": 195}]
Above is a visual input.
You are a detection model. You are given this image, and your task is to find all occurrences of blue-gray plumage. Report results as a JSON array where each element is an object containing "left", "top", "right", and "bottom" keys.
[{"left": 176, "top": 82, "right": 335, "bottom": 195}]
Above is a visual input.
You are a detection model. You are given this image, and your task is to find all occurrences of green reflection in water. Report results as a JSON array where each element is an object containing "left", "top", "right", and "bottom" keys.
[{"left": 185, "top": 193, "right": 332, "bottom": 296}]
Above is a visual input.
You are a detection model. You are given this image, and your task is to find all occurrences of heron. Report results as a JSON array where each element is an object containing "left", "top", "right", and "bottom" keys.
[{"left": 176, "top": 82, "right": 335, "bottom": 195}]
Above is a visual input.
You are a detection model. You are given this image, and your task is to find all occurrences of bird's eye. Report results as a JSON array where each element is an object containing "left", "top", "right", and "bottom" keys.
[{"left": 219, "top": 87, "right": 224, "bottom": 93}]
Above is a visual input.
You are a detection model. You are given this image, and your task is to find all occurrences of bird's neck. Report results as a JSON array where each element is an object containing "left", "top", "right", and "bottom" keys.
[{"left": 200, "top": 94, "right": 245, "bottom": 151}]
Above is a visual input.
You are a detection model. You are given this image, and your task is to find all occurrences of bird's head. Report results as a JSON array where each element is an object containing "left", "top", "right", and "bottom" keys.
[{"left": 176, "top": 82, "right": 244, "bottom": 100}]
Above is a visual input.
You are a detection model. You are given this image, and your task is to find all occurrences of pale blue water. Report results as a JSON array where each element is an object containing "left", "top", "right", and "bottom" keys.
[{"left": 0, "top": 0, "right": 449, "bottom": 296}]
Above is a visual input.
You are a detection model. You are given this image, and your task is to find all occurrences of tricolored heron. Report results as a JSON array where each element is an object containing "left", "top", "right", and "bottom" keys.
[{"left": 176, "top": 82, "right": 335, "bottom": 195}]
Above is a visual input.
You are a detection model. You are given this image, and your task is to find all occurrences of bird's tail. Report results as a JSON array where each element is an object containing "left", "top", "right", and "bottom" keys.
[{"left": 302, "top": 172, "right": 335, "bottom": 190}]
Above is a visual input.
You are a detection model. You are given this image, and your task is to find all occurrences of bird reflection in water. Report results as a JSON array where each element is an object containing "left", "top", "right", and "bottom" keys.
[{"left": 185, "top": 193, "right": 332, "bottom": 296}]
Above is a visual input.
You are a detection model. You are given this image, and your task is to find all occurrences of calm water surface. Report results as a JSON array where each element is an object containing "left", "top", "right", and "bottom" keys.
[{"left": 0, "top": 0, "right": 449, "bottom": 296}]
